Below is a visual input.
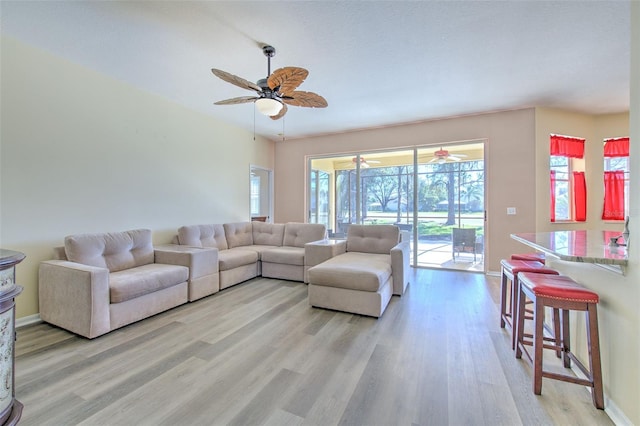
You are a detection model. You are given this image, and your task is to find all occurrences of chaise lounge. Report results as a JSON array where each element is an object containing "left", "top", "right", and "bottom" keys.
[{"left": 306, "top": 224, "right": 410, "bottom": 318}]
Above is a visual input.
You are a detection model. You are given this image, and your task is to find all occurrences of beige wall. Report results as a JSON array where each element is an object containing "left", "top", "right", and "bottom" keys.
[
  {"left": 0, "top": 37, "right": 275, "bottom": 319},
  {"left": 534, "top": 108, "right": 629, "bottom": 232},
  {"left": 275, "top": 109, "right": 538, "bottom": 272}
]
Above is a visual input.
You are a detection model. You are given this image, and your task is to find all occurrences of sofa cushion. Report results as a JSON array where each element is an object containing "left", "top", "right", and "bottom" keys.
[
  {"left": 218, "top": 248, "right": 259, "bottom": 271},
  {"left": 283, "top": 223, "right": 326, "bottom": 248},
  {"left": 224, "top": 222, "right": 254, "bottom": 248},
  {"left": 308, "top": 252, "right": 391, "bottom": 292},
  {"left": 261, "top": 247, "right": 305, "bottom": 266},
  {"left": 109, "top": 263, "right": 188, "bottom": 303},
  {"left": 252, "top": 222, "right": 285, "bottom": 246},
  {"left": 65, "top": 229, "right": 154, "bottom": 273},
  {"left": 346, "top": 225, "right": 399, "bottom": 254},
  {"left": 178, "top": 224, "right": 228, "bottom": 250}
]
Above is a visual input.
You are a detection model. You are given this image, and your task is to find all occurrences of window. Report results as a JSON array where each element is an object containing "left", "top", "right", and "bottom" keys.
[
  {"left": 550, "top": 156, "right": 570, "bottom": 221},
  {"left": 602, "top": 137, "right": 629, "bottom": 221},
  {"left": 250, "top": 175, "right": 260, "bottom": 216},
  {"left": 549, "top": 134, "right": 586, "bottom": 222}
]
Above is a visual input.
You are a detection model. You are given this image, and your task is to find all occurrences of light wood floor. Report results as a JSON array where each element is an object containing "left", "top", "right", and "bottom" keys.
[{"left": 15, "top": 268, "right": 613, "bottom": 426}]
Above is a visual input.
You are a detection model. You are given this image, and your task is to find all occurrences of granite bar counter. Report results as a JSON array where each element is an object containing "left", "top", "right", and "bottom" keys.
[{"left": 511, "top": 230, "right": 628, "bottom": 273}]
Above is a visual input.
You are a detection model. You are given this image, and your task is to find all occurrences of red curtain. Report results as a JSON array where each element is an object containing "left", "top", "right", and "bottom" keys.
[
  {"left": 550, "top": 170, "right": 556, "bottom": 222},
  {"left": 602, "top": 171, "right": 625, "bottom": 220},
  {"left": 573, "top": 172, "right": 587, "bottom": 222},
  {"left": 604, "top": 137, "right": 630, "bottom": 157},
  {"left": 550, "top": 134, "right": 585, "bottom": 158}
]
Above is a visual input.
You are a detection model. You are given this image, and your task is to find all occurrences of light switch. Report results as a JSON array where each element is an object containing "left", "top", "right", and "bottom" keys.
[{"left": 507, "top": 207, "right": 516, "bottom": 215}]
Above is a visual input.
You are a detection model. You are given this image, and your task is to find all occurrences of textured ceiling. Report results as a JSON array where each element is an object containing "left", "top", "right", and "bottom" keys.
[{"left": 1, "top": 1, "right": 631, "bottom": 141}]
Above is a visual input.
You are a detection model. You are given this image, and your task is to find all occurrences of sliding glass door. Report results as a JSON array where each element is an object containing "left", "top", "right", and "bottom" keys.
[
  {"left": 414, "top": 147, "right": 485, "bottom": 270},
  {"left": 309, "top": 169, "right": 331, "bottom": 230},
  {"left": 308, "top": 143, "right": 485, "bottom": 271}
]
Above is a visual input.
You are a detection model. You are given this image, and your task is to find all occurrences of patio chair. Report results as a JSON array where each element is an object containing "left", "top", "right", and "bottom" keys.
[{"left": 452, "top": 227, "right": 477, "bottom": 262}]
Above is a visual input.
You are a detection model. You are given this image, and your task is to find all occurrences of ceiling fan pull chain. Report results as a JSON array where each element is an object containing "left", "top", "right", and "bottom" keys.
[{"left": 282, "top": 116, "right": 285, "bottom": 142}]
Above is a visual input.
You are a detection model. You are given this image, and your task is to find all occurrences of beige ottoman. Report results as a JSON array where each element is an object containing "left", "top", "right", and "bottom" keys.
[{"left": 307, "top": 251, "right": 393, "bottom": 318}]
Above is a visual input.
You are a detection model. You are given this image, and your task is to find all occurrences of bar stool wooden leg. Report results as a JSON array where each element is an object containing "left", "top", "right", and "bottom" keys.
[
  {"left": 500, "top": 268, "right": 509, "bottom": 328},
  {"left": 553, "top": 308, "right": 561, "bottom": 358},
  {"left": 533, "top": 299, "right": 545, "bottom": 395},
  {"left": 515, "top": 288, "right": 527, "bottom": 360},
  {"left": 561, "top": 309, "right": 571, "bottom": 368},
  {"left": 587, "top": 304, "right": 605, "bottom": 409}
]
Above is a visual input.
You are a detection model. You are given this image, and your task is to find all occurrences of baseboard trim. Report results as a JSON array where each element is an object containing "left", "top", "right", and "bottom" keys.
[
  {"left": 486, "top": 270, "right": 500, "bottom": 277},
  {"left": 570, "top": 365, "right": 632, "bottom": 425},
  {"left": 16, "top": 314, "right": 42, "bottom": 328}
]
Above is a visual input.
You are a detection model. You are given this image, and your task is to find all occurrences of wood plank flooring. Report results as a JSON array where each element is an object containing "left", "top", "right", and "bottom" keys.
[{"left": 15, "top": 268, "right": 613, "bottom": 425}]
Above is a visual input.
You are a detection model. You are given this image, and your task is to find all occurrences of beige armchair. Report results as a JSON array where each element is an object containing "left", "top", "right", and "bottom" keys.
[{"left": 306, "top": 225, "right": 410, "bottom": 318}]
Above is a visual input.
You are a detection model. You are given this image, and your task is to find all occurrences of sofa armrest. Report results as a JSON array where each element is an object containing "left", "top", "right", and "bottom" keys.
[
  {"left": 304, "top": 239, "right": 347, "bottom": 283},
  {"left": 304, "top": 239, "right": 346, "bottom": 267},
  {"left": 391, "top": 241, "right": 410, "bottom": 295},
  {"left": 38, "top": 260, "right": 110, "bottom": 339},
  {"left": 155, "top": 245, "right": 219, "bottom": 279}
]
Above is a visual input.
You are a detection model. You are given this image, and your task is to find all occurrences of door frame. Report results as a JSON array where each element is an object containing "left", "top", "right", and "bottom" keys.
[{"left": 250, "top": 165, "right": 274, "bottom": 222}]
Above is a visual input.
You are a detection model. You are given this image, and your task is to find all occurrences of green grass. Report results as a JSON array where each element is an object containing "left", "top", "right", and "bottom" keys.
[{"left": 361, "top": 211, "right": 484, "bottom": 238}]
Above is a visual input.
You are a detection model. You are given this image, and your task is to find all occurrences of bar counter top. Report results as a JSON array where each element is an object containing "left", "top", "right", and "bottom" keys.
[{"left": 511, "top": 230, "right": 628, "bottom": 268}]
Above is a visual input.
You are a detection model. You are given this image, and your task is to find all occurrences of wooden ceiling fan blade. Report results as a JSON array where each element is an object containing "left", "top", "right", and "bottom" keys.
[
  {"left": 211, "top": 69, "right": 262, "bottom": 93},
  {"left": 214, "top": 96, "right": 258, "bottom": 105},
  {"left": 268, "top": 67, "right": 308, "bottom": 94},
  {"left": 282, "top": 91, "right": 328, "bottom": 108},
  {"left": 270, "top": 103, "right": 288, "bottom": 120}
]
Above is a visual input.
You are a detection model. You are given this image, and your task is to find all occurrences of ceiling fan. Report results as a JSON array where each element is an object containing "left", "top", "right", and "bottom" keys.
[
  {"left": 211, "top": 45, "right": 328, "bottom": 120},
  {"left": 429, "top": 148, "right": 468, "bottom": 164},
  {"left": 352, "top": 157, "right": 381, "bottom": 168}
]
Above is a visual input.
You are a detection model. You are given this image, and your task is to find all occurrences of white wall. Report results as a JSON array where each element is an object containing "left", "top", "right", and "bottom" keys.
[{"left": 0, "top": 37, "right": 274, "bottom": 318}]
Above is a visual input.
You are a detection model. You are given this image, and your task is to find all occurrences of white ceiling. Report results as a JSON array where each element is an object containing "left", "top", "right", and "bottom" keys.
[{"left": 1, "top": 1, "right": 630, "bottom": 142}]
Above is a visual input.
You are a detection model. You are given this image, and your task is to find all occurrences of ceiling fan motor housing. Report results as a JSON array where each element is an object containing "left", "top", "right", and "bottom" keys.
[{"left": 262, "top": 45, "right": 276, "bottom": 57}]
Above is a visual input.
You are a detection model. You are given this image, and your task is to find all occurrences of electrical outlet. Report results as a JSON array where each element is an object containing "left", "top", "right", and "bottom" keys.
[{"left": 507, "top": 207, "right": 516, "bottom": 215}]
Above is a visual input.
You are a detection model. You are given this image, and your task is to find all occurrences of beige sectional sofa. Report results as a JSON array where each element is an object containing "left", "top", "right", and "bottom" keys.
[
  {"left": 38, "top": 223, "right": 408, "bottom": 339},
  {"left": 176, "top": 221, "right": 327, "bottom": 288},
  {"left": 39, "top": 229, "right": 218, "bottom": 338}
]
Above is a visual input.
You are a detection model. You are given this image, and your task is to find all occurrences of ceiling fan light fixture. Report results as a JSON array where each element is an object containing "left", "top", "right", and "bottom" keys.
[{"left": 255, "top": 98, "right": 283, "bottom": 116}]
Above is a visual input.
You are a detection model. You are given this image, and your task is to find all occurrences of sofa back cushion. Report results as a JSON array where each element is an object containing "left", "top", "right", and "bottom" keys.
[
  {"left": 65, "top": 229, "right": 154, "bottom": 272},
  {"left": 346, "top": 225, "right": 399, "bottom": 254},
  {"left": 178, "top": 224, "right": 228, "bottom": 250},
  {"left": 252, "top": 222, "right": 285, "bottom": 246},
  {"left": 223, "top": 222, "right": 254, "bottom": 248},
  {"left": 283, "top": 223, "right": 327, "bottom": 248}
]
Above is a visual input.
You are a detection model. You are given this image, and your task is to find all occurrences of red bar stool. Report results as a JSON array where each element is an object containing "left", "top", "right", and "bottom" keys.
[
  {"left": 500, "top": 259, "right": 559, "bottom": 349},
  {"left": 511, "top": 252, "right": 546, "bottom": 264},
  {"left": 515, "top": 272, "right": 604, "bottom": 409}
]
